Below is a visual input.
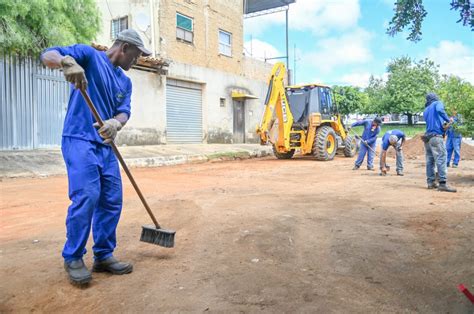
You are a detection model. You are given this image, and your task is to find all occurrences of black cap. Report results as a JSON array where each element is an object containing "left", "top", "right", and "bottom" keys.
[
  {"left": 373, "top": 117, "right": 382, "bottom": 125},
  {"left": 116, "top": 29, "right": 152, "bottom": 56}
]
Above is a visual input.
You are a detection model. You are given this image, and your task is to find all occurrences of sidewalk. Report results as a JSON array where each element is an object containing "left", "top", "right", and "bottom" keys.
[{"left": 0, "top": 144, "right": 273, "bottom": 178}]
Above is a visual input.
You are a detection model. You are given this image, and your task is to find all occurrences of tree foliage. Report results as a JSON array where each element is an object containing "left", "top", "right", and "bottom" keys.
[
  {"left": 384, "top": 57, "right": 439, "bottom": 124},
  {"left": 365, "top": 76, "right": 387, "bottom": 114},
  {"left": 363, "top": 57, "right": 440, "bottom": 123},
  {"left": 332, "top": 85, "right": 368, "bottom": 115},
  {"left": 437, "top": 75, "right": 474, "bottom": 136},
  {"left": 0, "top": 0, "right": 101, "bottom": 56},
  {"left": 387, "top": 0, "right": 473, "bottom": 42}
]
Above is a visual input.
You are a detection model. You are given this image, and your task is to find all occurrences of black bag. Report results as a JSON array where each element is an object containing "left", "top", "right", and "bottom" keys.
[{"left": 421, "top": 133, "right": 434, "bottom": 143}]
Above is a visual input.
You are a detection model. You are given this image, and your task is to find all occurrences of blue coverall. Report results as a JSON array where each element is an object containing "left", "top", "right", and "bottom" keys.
[
  {"left": 380, "top": 129, "right": 405, "bottom": 172},
  {"left": 446, "top": 116, "right": 462, "bottom": 167},
  {"left": 423, "top": 96, "right": 450, "bottom": 185},
  {"left": 43, "top": 44, "right": 132, "bottom": 263},
  {"left": 352, "top": 119, "right": 380, "bottom": 169}
]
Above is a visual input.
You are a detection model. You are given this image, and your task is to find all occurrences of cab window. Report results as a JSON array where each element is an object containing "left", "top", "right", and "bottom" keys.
[{"left": 319, "top": 87, "right": 333, "bottom": 115}]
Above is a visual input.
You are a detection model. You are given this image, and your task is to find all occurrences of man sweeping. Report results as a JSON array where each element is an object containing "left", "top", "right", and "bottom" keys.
[
  {"left": 379, "top": 129, "right": 405, "bottom": 176},
  {"left": 349, "top": 117, "right": 382, "bottom": 171},
  {"left": 41, "top": 29, "right": 151, "bottom": 285},
  {"left": 422, "top": 93, "right": 456, "bottom": 192}
]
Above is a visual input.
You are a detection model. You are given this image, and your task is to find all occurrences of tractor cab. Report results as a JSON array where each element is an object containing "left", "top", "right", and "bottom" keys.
[{"left": 285, "top": 84, "right": 335, "bottom": 128}]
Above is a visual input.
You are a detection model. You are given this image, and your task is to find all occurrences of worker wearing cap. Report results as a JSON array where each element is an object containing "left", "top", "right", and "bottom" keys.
[
  {"left": 422, "top": 93, "right": 456, "bottom": 192},
  {"left": 41, "top": 29, "right": 152, "bottom": 285},
  {"left": 348, "top": 117, "right": 382, "bottom": 170},
  {"left": 379, "top": 130, "right": 405, "bottom": 176}
]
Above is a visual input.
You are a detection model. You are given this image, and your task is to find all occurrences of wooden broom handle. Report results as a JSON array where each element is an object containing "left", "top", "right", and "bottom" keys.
[{"left": 79, "top": 89, "right": 161, "bottom": 229}]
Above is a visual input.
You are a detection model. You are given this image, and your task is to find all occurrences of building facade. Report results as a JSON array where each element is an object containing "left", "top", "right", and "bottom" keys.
[
  {"left": 95, "top": 0, "right": 273, "bottom": 145},
  {"left": 0, "top": 0, "right": 273, "bottom": 150}
]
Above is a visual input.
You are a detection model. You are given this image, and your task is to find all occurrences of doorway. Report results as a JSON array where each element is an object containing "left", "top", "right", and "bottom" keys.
[{"left": 233, "top": 100, "right": 245, "bottom": 143}]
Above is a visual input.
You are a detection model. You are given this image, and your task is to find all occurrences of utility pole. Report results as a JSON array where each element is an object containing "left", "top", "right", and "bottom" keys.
[
  {"left": 285, "top": 8, "right": 290, "bottom": 84},
  {"left": 250, "top": 34, "right": 253, "bottom": 56},
  {"left": 293, "top": 44, "right": 296, "bottom": 84}
]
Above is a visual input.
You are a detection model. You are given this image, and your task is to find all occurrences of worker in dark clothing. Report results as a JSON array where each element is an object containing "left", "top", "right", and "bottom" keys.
[
  {"left": 422, "top": 93, "right": 456, "bottom": 192},
  {"left": 41, "top": 29, "right": 151, "bottom": 285},
  {"left": 446, "top": 111, "right": 462, "bottom": 168},
  {"left": 379, "top": 129, "right": 405, "bottom": 176},
  {"left": 349, "top": 117, "right": 382, "bottom": 170}
]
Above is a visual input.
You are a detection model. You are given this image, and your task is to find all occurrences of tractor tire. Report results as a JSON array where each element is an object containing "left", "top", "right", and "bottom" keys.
[
  {"left": 272, "top": 144, "right": 295, "bottom": 159},
  {"left": 313, "top": 126, "right": 337, "bottom": 161},
  {"left": 343, "top": 134, "right": 358, "bottom": 157}
]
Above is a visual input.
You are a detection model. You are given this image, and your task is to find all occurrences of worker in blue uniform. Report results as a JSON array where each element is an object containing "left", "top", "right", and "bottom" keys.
[
  {"left": 446, "top": 111, "right": 462, "bottom": 168},
  {"left": 379, "top": 130, "right": 405, "bottom": 176},
  {"left": 422, "top": 93, "right": 456, "bottom": 192},
  {"left": 41, "top": 29, "right": 151, "bottom": 285},
  {"left": 349, "top": 117, "right": 382, "bottom": 170}
]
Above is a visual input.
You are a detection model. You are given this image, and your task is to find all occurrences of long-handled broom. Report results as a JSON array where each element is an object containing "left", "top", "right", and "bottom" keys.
[{"left": 79, "top": 89, "right": 175, "bottom": 248}]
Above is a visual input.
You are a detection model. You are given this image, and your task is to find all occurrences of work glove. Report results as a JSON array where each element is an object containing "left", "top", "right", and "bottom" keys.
[
  {"left": 93, "top": 119, "right": 122, "bottom": 144},
  {"left": 61, "top": 56, "right": 88, "bottom": 90}
]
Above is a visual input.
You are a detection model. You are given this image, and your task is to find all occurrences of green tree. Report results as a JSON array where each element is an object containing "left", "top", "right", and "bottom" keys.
[
  {"left": 437, "top": 75, "right": 474, "bottom": 136},
  {"left": 0, "top": 0, "right": 101, "bottom": 56},
  {"left": 387, "top": 0, "right": 473, "bottom": 42},
  {"left": 332, "top": 85, "right": 368, "bottom": 115},
  {"left": 384, "top": 57, "right": 439, "bottom": 124},
  {"left": 365, "top": 76, "right": 387, "bottom": 114}
]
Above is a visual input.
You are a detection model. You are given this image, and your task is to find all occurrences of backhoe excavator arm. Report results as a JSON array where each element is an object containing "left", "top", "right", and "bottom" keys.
[{"left": 256, "top": 63, "right": 294, "bottom": 152}]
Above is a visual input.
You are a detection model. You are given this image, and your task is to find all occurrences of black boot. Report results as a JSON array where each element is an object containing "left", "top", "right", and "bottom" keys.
[
  {"left": 352, "top": 165, "right": 360, "bottom": 170},
  {"left": 438, "top": 183, "right": 457, "bottom": 193},
  {"left": 427, "top": 182, "right": 438, "bottom": 189},
  {"left": 64, "top": 259, "right": 92, "bottom": 285},
  {"left": 93, "top": 257, "right": 133, "bottom": 275}
]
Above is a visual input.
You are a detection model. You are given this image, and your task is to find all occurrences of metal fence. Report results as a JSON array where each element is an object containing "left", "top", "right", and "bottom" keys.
[{"left": 0, "top": 55, "right": 69, "bottom": 150}]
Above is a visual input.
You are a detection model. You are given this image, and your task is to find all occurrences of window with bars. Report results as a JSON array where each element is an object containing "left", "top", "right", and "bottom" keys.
[
  {"left": 218, "top": 30, "right": 232, "bottom": 57},
  {"left": 111, "top": 16, "right": 128, "bottom": 40},
  {"left": 176, "top": 13, "right": 193, "bottom": 43}
]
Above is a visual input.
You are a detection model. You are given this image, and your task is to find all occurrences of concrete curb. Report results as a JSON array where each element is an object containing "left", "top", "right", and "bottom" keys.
[
  {"left": 125, "top": 148, "right": 272, "bottom": 168},
  {"left": 0, "top": 147, "right": 273, "bottom": 179}
]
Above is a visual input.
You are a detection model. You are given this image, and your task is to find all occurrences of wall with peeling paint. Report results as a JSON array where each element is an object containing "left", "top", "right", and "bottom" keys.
[{"left": 119, "top": 58, "right": 271, "bottom": 145}]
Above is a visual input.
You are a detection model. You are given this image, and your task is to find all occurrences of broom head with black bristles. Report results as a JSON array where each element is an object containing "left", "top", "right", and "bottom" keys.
[{"left": 140, "top": 225, "right": 176, "bottom": 248}]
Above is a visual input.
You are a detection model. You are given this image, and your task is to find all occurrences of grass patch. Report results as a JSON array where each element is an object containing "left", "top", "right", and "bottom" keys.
[
  {"left": 350, "top": 124, "right": 425, "bottom": 138},
  {"left": 206, "top": 151, "right": 251, "bottom": 160}
]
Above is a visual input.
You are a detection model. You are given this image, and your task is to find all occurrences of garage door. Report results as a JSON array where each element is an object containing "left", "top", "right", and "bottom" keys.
[{"left": 166, "top": 80, "right": 202, "bottom": 143}]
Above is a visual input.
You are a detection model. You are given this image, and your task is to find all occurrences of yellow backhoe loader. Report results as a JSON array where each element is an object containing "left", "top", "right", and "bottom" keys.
[{"left": 256, "top": 62, "right": 357, "bottom": 161}]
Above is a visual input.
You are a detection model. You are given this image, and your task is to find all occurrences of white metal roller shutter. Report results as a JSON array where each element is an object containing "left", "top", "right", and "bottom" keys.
[{"left": 166, "top": 84, "right": 202, "bottom": 143}]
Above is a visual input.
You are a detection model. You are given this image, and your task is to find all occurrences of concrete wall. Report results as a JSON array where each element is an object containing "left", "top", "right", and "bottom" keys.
[
  {"left": 168, "top": 60, "right": 268, "bottom": 143},
  {"left": 95, "top": 0, "right": 157, "bottom": 53},
  {"left": 116, "top": 70, "right": 167, "bottom": 145},
  {"left": 117, "top": 57, "right": 271, "bottom": 145},
  {"left": 94, "top": 0, "right": 275, "bottom": 146},
  {"left": 96, "top": 0, "right": 244, "bottom": 76},
  {"left": 158, "top": 0, "right": 244, "bottom": 75}
]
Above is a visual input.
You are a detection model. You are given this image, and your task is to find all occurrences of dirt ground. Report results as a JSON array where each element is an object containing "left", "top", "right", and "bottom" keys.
[{"left": 1, "top": 155, "right": 473, "bottom": 313}]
